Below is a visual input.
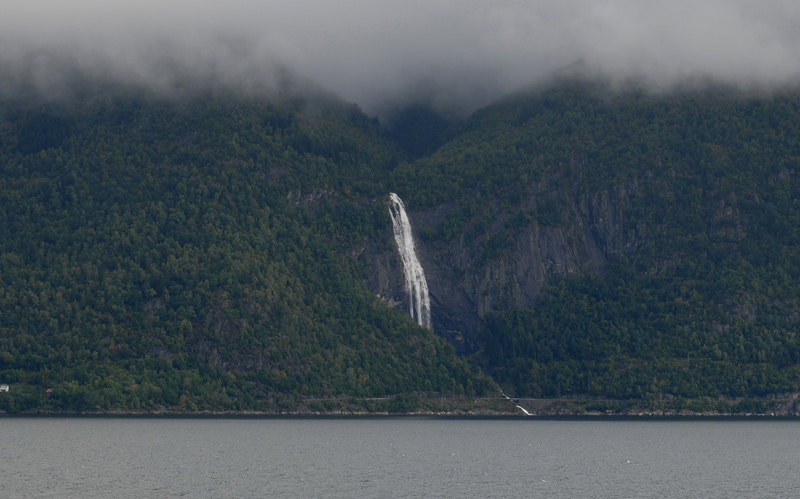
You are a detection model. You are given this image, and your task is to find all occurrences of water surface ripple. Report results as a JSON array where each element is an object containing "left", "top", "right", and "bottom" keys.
[{"left": 2, "top": 418, "right": 798, "bottom": 498}]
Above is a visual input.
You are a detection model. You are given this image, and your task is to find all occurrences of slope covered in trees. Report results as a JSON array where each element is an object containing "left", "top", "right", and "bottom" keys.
[
  {"left": 388, "top": 82, "right": 800, "bottom": 409},
  {"left": 3, "top": 80, "right": 800, "bottom": 415},
  {"left": 0, "top": 94, "right": 493, "bottom": 413}
]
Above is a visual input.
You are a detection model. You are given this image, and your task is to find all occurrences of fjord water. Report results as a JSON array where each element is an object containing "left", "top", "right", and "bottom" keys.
[{"left": 2, "top": 418, "right": 798, "bottom": 498}]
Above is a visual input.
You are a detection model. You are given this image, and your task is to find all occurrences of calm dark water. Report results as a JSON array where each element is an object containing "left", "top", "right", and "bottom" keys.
[{"left": 1, "top": 417, "right": 798, "bottom": 498}]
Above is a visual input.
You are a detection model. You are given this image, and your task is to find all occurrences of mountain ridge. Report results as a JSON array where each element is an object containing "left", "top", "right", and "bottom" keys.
[{"left": 2, "top": 81, "right": 800, "bottom": 415}]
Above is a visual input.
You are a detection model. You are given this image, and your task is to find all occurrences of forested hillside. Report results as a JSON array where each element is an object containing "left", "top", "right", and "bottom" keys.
[
  {"left": 385, "top": 82, "right": 800, "bottom": 411},
  {"left": 0, "top": 94, "right": 493, "bottom": 413},
  {"left": 3, "top": 80, "right": 800, "bottom": 415}
]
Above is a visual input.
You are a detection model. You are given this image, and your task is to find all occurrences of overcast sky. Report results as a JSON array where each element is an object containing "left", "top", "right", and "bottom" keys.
[{"left": 3, "top": 1, "right": 800, "bottom": 115}]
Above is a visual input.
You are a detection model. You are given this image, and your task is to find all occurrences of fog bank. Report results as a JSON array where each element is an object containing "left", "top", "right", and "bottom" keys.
[{"left": 3, "top": 1, "right": 800, "bottom": 114}]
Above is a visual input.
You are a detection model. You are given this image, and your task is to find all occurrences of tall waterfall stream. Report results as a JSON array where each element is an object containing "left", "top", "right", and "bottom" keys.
[{"left": 389, "top": 193, "right": 432, "bottom": 329}]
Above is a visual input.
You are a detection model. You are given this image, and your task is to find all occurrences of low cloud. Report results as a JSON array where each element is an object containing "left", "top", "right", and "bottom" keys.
[{"left": 3, "top": 1, "right": 800, "bottom": 115}]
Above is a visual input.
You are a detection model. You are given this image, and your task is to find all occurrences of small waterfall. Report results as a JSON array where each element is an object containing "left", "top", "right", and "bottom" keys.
[
  {"left": 388, "top": 193, "right": 432, "bottom": 329},
  {"left": 500, "top": 389, "right": 532, "bottom": 416}
]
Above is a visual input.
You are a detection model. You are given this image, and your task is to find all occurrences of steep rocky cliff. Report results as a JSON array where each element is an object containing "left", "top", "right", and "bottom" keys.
[
  {"left": 361, "top": 153, "right": 647, "bottom": 352},
  {"left": 360, "top": 84, "right": 800, "bottom": 405}
]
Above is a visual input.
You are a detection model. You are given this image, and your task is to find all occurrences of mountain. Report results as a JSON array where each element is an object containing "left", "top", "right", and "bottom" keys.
[
  {"left": 0, "top": 94, "right": 495, "bottom": 414},
  {"left": 373, "top": 82, "right": 800, "bottom": 413},
  {"left": 2, "top": 80, "right": 800, "bottom": 415}
]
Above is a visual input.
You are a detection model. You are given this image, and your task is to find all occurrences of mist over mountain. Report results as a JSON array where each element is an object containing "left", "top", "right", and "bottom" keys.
[
  {"left": 4, "top": 1, "right": 800, "bottom": 115},
  {"left": 4, "top": 2, "right": 800, "bottom": 416}
]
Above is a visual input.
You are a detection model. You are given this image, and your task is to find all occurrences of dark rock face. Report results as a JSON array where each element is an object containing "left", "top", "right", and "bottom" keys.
[{"left": 360, "top": 167, "right": 646, "bottom": 353}]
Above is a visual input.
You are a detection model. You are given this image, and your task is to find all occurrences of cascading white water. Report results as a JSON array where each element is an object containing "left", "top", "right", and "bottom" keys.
[
  {"left": 388, "top": 193, "right": 432, "bottom": 329},
  {"left": 500, "top": 389, "right": 532, "bottom": 416}
]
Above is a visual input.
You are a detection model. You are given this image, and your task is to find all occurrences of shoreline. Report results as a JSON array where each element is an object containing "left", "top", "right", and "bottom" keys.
[
  {"left": 4, "top": 392, "right": 799, "bottom": 418},
  {"left": 2, "top": 409, "right": 798, "bottom": 419},
  {"left": 1, "top": 413, "right": 798, "bottom": 420}
]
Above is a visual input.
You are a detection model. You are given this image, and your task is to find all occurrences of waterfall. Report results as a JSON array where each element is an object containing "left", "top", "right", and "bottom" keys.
[
  {"left": 388, "top": 193, "right": 432, "bottom": 329},
  {"left": 500, "top": 389, "right": 533, "bottom": 416}
]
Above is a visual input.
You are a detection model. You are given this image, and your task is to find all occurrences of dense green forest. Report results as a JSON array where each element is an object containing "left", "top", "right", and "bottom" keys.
[
  {"left": 2, "top": 80, "right": 800, "bottom": 414},
  {"left": 0, "top": 94, "right": 493, "bottom": 413},
  {"left": 392, "top": 82, "right": 800, "bottom": 407}
]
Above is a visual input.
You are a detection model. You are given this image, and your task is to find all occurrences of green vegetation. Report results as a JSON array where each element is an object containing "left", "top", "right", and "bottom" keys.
[
  {"left": 3, "top": 80, "right": 800, "bottom": 414},
  {"left": 481, "top": 261, "right": 800, "bottom": 399},
  {"left": 0, "top": 95, "right": 491, "bottom": 413},
  {"left": 393, "top": 82, "right": 800, "bottom": 401}
]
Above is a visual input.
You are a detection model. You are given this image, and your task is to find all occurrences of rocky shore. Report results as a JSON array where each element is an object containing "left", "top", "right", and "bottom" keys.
[{"left": 3, "top": 393, "right": 799, "bottom": 417}]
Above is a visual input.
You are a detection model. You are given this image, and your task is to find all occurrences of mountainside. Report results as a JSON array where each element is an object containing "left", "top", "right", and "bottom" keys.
[
  {"left": 376, "top": 82, "right": 800, "bottom": 412},
  {"left": 2, "top": 81, "right": 800, "bottom": 415},
  {"left": 0, "top": 94, "right": 495, "bottom": 414}
]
